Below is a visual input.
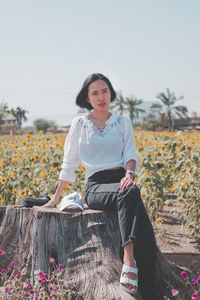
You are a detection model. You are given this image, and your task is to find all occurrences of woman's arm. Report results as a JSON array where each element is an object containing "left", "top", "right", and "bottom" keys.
[{"left": 43, "top": 180, "right": 68, "bottom": 208}]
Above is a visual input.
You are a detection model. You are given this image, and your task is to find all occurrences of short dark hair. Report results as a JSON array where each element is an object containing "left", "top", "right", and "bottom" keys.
[{"left": 76, "top": 73, "right": 116, "bottom": 110}]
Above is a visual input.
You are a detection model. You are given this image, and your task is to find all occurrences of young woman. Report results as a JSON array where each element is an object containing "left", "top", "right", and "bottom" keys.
[{"left": 44, "top": 73, "right": 161, "bottom": 299}]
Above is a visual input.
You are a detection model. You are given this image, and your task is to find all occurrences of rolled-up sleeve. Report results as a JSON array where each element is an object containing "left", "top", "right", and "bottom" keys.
[
  {"left": 59, "top": 117, "right": 81, "bottom": 182},
  {"left": 122, "top": 117, "right": 140, "bottom": 171}
]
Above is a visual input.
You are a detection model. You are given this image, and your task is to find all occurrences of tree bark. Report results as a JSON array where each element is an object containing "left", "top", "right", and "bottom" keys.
[{"left": 0, "top": 205, "right": 188, "bottom": 299}]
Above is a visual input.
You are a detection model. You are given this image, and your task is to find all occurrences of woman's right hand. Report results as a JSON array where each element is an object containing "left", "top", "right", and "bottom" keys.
[{"left": 42, "top": 196, "right": 58, "bottom": 208}]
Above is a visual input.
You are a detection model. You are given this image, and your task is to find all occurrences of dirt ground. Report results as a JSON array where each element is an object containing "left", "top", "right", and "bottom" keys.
[{"left": 152, "top": 202, "right": 200, "bottom": 253}]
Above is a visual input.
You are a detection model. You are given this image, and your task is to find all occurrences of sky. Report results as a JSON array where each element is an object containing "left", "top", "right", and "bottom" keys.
[{"left": 0, "top": 0, "right": 200, "bottom": 127}]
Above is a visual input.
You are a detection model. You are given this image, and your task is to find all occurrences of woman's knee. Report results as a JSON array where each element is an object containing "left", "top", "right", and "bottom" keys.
[{"left": 117, "top": 184, "right": 140, "bottom": 209}]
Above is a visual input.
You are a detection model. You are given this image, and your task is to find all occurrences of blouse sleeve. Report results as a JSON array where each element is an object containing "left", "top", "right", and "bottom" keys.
[
  {"left": 59, "top": 117, "right": 81, "bottom": 182},
  {"left": 122, "top": 117, "right": 140, "bottom": 171}
]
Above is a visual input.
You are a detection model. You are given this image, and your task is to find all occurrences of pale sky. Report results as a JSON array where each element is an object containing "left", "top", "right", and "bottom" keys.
[{"left": 0, "top": 0, "right": 199, "bottom": 127}]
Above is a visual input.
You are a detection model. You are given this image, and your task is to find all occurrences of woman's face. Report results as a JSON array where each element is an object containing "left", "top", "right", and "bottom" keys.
[{"left": 87, "top": 79, "right": 111, "bottom": 112}]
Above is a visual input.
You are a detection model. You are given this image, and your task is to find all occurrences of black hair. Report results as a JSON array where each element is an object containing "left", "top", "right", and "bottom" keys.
[{"left": 76, "top": 73, "right": 116, "bottom": 110}]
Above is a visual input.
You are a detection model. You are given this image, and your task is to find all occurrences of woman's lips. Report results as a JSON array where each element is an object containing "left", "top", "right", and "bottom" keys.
[{"left": 99, "top": 103, "right": 105, "bottom": 106}]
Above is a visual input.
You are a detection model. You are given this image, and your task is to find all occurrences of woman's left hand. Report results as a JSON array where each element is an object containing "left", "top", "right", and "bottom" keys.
[{"left": 120, "top": 174, "right": 136, "bottom": 190}]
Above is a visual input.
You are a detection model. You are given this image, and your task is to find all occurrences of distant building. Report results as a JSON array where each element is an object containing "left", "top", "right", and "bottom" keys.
[{"left": 0, "top": 113, "right": 17, "bottom": 135}]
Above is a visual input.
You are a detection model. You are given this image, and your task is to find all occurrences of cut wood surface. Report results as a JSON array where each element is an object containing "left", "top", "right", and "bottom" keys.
[{"left": 0, "top": 205, "right": 191, "bottom": 300}]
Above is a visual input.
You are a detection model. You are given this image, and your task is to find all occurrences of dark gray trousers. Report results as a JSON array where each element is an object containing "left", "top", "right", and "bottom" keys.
[{"left": 84, "top": 168, "right": 161, "bottom": 300}]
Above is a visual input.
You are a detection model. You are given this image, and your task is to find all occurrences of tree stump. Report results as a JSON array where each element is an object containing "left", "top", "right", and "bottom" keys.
[{"left": 0, "top": 205, "right": 189, "bottom": 299}]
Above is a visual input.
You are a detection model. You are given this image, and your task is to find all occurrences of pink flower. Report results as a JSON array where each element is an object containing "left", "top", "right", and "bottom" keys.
[
  {"left": 49, "top": 257, "right": 55, "bottom": 263},
  {"left": 59, "top": 264, "right": 63, "bottom": 268},
  {"left": 28, "top": 285, "right": 33, "bottom": 290},
  {"left": 193, "top": 281, "right": 197, "bottom": 286},
  {"left": 11, "top": 261, "right": 16, "bottom": 266},
  {"left": 51, "top": 277, "right": 56, "bottom": 282},
  {"left": 0, "top": 249, "right": 5, "bottom": 255},
  {"left": 34, "top": 290, "right": 38, "bottom": 294},
  {"left": 196, "top": 277, "right": 200, "bottom": 283},
  {"left": 7, "top": 266, "right": 11, "bottom": 270},
  {"left": 68, "top": 277, "right": 72, "bottom": 281},
  {"left": 172, "top": 289, "right": 179, "bottom": 296},
  {"left": 38, "top": 279, "right": 42, "bottom": 283},
  {"left": 10, "top": 275, "right": 15, "bottom": 280},
  {"left": 1, "top": 269, "right": 6, "bottom": 273},
  {"left": 191, "top": 293, "right": 198, "bottom": 299},
  {"left": 41, "top": 277, "right": 46, "bottom": 282},
  {"left": 53, "top": 288, "right": 57, "bottom": 292},
  {"left": 25, "top": 280, "right": 29, "bottom": 284},
  {"left": 181, "top": 271, "right": 189, "bottom": 278},
  {"left": 4, "top": 287, "right": 9, "bottom": 293},
  {"left": 24, "top": 292, "right": 29, "bottom": 297},
  {"left": 198, "top": 269, "right": 200, "bottom": 275},
  {"left": 38, "top": 271, "right": 43, "bottom": 277},
  {"left": 44, "top": 273, "right": 48, "bottom": 277},
  {"left": 22, "top": 263, "right": 27, "bottom": 267}
]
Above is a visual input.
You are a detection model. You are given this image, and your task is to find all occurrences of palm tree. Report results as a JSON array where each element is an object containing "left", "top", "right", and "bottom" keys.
[
  {"left": 151, "top": 88, "right": 188, "bottom": 131},
  {"left": 110, "top": 91, "right": 127, "bottom": 115},
  {"left": 10, "top": 107, "right": 28, "bottom": 128},
  {"left": 124, "top": 96, "right": 145, "bottom": 124}
]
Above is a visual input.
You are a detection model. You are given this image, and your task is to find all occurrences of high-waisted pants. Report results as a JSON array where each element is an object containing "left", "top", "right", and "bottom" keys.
[{"left": 84, "top": 168, "right": 161, "bottom": 300}]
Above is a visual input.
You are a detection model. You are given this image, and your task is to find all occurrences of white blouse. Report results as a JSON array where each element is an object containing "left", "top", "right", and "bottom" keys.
[{"left": 59, "top": 112, "right": 140, "bottom": 182}]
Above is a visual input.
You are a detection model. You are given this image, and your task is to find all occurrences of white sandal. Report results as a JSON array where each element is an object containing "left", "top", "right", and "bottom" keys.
[{"left": 120, "top": 261, "right": 138, "bottom": 296}]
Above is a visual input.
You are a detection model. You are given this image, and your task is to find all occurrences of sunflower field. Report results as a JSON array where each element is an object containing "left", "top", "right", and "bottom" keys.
[{"left": 0, "top": 130, "right": 199, "bottom": 238}]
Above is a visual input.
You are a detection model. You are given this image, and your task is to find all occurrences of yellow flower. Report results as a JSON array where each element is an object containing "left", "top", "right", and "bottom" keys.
[
  {"left": 54, "top": 142, "right": 61, "bottom": 148},
  {"left": 10, "top": 171, "right": 16, "bottom": 179},
  {"left": 31, "top": 162, "right": 35, "bottom": 169},
  {"left": 181, "top": 179, "right": 188, "bottom": 190},
  {"left": 0, "top": 177, "right": 7, "bottom": 184},
  {"left": 19, "top": 189, "right": 27, "bottom": 198},
  {"left": 1, "top": 142, "right": 6, "bottom": 149},
  {"left": 40, "top": 171, "right": 46, "bottom": 180},
  {"left": 28, "top": 147, "right": 34, "bottom": 153},
  {"left": 146, "top": 182, "right": 151, "bottom": 187},
  {"left": 44, "top": 156, "right": 49, "bottom": 163},
  {"left": 21, "top": 140, "right": 27, "bottom": 146},
  {"left": 12, "top": 189, "right": 17, "bottom": 196},
  {"left": 12, "top": 157, "right": 18, "bottom": 165},
  {"left": 33, "top": 154, "right": 40, "bottom": 161},
  {"left": 156, "top": 217, "right": 164, "bottom": 224},
  {"left": 26, "top": 133, "right": 32, "bottom": 139}
]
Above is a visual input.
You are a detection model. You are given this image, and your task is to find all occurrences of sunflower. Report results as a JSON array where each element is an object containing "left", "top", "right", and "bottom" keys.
[
  {"left": 156, "top": 217, "right": 164, "bottom": 224},
  {"left": 10, "top": 171, "right": 16, "bottom": 179},
  {"left": 33, "top": 154, "right": 40, "bottom": 161},
  {"left": 21, "top": 140, "right": 27, "bottom": 147},
  {"left": 12, "top": 157, "right": 18, "bottom": 165},
  {"left": 44, "top": 156, "right": 49, "bottom": 163},
  {"left": 181, "top": 179, "right": 188, "bottom": 190},
  {"left": 40, "top": 171, "right": 46, "bottom": 180},
  {"left": 0, "top": 177, "right": 7, "bottom": 184},
  {"left": 19, "top": 189, "right": 27, "bottom": 198},
  {"left": 12, "top": 189, "right": 17, "bottom": 196}
]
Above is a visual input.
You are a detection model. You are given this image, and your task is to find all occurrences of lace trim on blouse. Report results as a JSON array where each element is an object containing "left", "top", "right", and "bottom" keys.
[{"left": 82, "top": 113, "right": 123, "bottom": 136}]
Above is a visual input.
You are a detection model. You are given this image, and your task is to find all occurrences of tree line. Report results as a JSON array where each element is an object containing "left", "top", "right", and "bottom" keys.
[
  {"left": 1, "top": 87, "right": 190, "bottom": 133},
  {"left": 110, "top": 88, "right": 189, "bottom": 131}
]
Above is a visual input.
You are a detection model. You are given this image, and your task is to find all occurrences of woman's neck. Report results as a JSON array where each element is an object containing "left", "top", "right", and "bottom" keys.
[{"left": 90, "top": 110, "right": 111, "bottom": 122}]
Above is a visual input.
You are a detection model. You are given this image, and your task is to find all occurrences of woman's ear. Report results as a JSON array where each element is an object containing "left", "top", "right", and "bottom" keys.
[{"left": 86, "top": 98, "right": 90, "bottom": 103}]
